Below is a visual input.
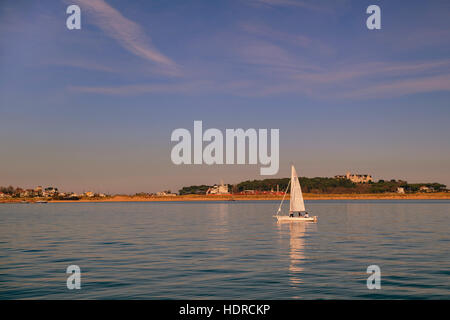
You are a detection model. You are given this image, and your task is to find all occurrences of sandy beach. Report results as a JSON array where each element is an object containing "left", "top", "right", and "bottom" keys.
[{"left": 2, "top": 192, "right": 449, "bottom": 203}]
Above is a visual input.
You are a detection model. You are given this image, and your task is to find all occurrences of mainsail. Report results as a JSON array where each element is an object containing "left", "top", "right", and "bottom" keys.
[{"left": 289, "top": 165, "right": 306, "bottom": 212}]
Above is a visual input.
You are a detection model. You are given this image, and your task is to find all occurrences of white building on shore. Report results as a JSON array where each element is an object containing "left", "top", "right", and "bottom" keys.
[
  {"left": 206, "top": 181, "right": 229, "bottom": 195},
  {"left": 335, "top": 172, "right": 373, "bottom": 183}
]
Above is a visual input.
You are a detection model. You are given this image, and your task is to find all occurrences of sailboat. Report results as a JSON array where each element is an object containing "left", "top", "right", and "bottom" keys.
[{"left": 274, "top": 165, "right": 318, "bottom": 222}]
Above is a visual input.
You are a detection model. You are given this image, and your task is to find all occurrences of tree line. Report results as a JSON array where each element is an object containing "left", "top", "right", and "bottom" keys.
[{"left": 178, "top": 178, "right": 447, "bottom": 195}]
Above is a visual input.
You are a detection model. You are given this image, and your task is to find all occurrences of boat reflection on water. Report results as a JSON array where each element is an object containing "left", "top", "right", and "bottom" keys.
[
  {"left": 277, "top": 221, "right": 316, "bottom": 289},
  {"left": 288, "top": 222, "right": 305, "bottom": 285}
]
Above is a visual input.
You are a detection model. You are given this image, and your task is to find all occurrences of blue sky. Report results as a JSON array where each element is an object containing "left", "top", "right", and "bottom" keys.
[{"left": 1, "top": 0, "right": 449, "bottom": 193}]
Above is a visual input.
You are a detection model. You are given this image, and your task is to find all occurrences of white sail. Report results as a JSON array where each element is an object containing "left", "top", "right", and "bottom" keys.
[{"left": 289, "top": 165, "right": 305, "bottom": 212}]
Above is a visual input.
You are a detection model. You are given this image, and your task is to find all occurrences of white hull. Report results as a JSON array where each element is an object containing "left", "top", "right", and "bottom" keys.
[{"left": 274, "top": 215, "right": 317, "bottom": 223}]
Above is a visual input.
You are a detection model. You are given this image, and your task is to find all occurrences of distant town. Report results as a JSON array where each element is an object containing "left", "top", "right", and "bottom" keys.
[
  {"left": 1, "top": 172, "right": 448, "bottom": 202},
  {"left": 0, "top": 186, "right": 109, "bottom": 200}
]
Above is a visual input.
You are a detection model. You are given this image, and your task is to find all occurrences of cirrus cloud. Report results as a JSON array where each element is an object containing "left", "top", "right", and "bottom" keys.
[{"left": 72, "top": 0, "right": 180, "bottom": 76}]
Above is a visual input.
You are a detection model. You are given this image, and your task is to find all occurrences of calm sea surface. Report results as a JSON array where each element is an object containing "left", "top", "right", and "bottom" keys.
[{"left": 0, "top": 200, "right": 449, "bottom": 299}]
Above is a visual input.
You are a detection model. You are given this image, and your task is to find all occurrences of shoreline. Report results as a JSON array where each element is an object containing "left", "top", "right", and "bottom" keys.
[{"left": 1, "top": 192, "right": 449, "bottom": 203}]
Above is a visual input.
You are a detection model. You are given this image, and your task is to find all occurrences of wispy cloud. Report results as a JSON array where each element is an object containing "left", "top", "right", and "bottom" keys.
[
  {"left": 338, "top": 73, "right": 450, "bottom": 99},
  {"left": 68, "top": 50, "right": 450, "bottom": 99},
  {"left": 229, "top": 34, "right": 450, "bottom": 99},
  {"left": 73, "top": 0, "right": 179, "bottom": 76},
  {"left": 68, "top": 81, "right": 212, "bottom": 95},
  {"left": 246, "top": 0, "right": 328, "bottom": 11},
  {"left": 44, "top": 58, "right": 117, "bottom": 73},
  {"left": 64, "top": 2, "right": 450, "bottom": 100},
  {"left": 241, "top": 23, "right": 334, "bottom": 55}
]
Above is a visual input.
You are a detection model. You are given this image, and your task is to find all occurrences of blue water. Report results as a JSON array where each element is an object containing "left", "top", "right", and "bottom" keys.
[{"left": 0, "top": 200, "right": 449, "bottom": 299}]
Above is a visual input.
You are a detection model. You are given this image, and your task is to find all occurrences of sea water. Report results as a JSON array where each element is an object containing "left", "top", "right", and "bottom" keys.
[{"left": 0, "top": 200, "right": 449, "bottom": 299}]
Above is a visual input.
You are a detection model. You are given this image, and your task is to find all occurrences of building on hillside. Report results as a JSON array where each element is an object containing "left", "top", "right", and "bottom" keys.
[
  {"left": 419, "top": 186, "right": 433, "bottom": 192},
  {"left": 43, "top": 187, "right": 58, "bottom": 197},
  {"left": 206, "top": 181, "right": 229, "bottom": 195},
  {"left": 397, "top": 187, "right": 405, "bottom": 194},
  {"left": 156, "top": 191, "right": 177, "bottom": 196},
  {"left": 34, "top": 186, "right": 43, "bottom": 196},
  {"left": 335, "top": 172, "right": 373, "bottom": 183},
  {"left": 20, "top": 190, "right": 31, "bottom": 197},
  {"left": 84, "top": 191, "right": 95, "bottom": 197}
]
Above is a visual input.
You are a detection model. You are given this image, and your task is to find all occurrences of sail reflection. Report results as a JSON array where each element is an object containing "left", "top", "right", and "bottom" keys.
[{"left": 278, "top": 221, "right": 306, "bottom": 286}]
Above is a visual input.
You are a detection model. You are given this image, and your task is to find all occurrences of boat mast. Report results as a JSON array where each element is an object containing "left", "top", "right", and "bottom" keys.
[{"left": 276, "top": 180, "right": 291, "bottom": 216}]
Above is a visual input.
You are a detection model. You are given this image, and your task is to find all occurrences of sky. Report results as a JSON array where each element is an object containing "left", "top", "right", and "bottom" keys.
[{"left": 0, "top": 0, "right": 449, "bottom": 194}]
